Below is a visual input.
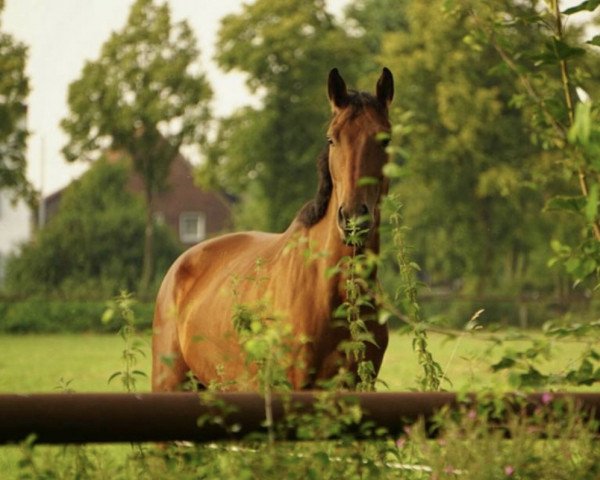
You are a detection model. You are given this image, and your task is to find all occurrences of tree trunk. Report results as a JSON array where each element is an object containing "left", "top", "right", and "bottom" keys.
[
  {"left": 476, "top": 198, "right": 494, "bottom": 296},
  {"left": 139, "top": 185, "right": 155, "bottom": 297}
]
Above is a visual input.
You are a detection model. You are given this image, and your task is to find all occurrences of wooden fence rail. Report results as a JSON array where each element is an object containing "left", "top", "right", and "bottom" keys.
[{"left": 0, "top": 392, "right": 598, "bottom": 444}]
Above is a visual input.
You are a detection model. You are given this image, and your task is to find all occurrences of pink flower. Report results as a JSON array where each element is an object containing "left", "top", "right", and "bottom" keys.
[
  {"left": 504, "top": 465, "right": 515, "bottom": 476},
  {"left": 396, "top": 437, "right": 407, "bottom": 449},
  {"left": 467, "top": 409, "right": 477, "bottom": 420},
  {"left": 541, "top": 392, "right": 554, "bottom": 405}
]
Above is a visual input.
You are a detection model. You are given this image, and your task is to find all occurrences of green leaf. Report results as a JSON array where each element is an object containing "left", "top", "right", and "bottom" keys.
[
  {"left": 551, "top": 38, "right": 586, "bottom": 61},
  {"left": 357, "top": 176, "right": 378, "bottom": 187},
  {"left": 563, "top": 0, "right": 600, "bottom": 14},
  {"left": 533, "top": 39, "right": 586, "bottom": 66},
  {"left": 587, "top": 35, "right": 600, "bottom": 47},
  {"left": 409, "top": 262, "right": 421, "bottom": 272},
  {"left": 518, "top": 367, "right": 547, "bottom": 387},
  {"left": 580, "top": 257, "right": 597, "bottom": 277},
  {"left": 376, "top": 131, "right": 391, "bottom": 144},
  {"left": 325, "top": 265, "right": 341, "bottom": 279},
  {"left": 160, "top": 354, "right": 175, "bottom": 368},
  {"left": 568, "top": 101, "right": 592, "bottom": 146},
  {"left": 585, "top": 184, "right": 599, "bottom": 222},
  {"left": 544, "top": 195, "right": 585, "bottom": 215},
  {"left": 101, "top": 308, "right": 114, "bottom": 325},
  {"left": 491, "top": 357, "right": 516, "bottom": 372},
  {"left": 550, "top": 239, "right": 571, "bottom": 255},
  {"left": 383, "top": 162, "right": 407, "bottom": 179},
  {"left": 565, "top": 256, "right": 581, "bottom": 274},
  {"left": 547, "top": 256, "right": 561, "bottom": 268},
  {"left": 378, "top": 310, "right": 392, "bottom": 325},
  {"left": 107, "top": 371, "right": 121, "bottom": 384}
]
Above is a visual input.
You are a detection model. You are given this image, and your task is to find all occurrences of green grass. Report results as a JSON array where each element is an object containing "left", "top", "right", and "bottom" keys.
[
  {"left": 0, "top": 330, "right": 595, "bottom": 479},
  {"left": 0, "top": 333, "right": 152, "bottom": 393},
  {"left": 381, "top": 329, "right": 590, "bottom": 391},
  {"left": 0, "top": 330, "right": 589, "bottom": 393}
]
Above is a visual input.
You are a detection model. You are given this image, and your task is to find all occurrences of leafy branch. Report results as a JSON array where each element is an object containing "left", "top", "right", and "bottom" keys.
[
  {"left": 102, "top": 291, "right": 147, "bottom": 393},
  {"left": 466, "top": 0, "right": 600, "bottom": 287}
]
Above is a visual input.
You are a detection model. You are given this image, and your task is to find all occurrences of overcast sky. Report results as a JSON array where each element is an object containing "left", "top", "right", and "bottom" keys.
[{"left": 3, "top": 0, "right": 347, "bottom": 196}]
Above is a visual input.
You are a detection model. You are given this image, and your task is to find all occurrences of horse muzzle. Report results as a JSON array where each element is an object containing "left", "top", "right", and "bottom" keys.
[{"left": 337, "top": 205, "right": 373, "bottom": 247}]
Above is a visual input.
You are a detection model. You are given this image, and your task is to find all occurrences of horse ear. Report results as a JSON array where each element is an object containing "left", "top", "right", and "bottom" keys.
[
  {"left": 376, "top": 67, "right": 394, "bottom": 108},
  {"left": 328, "top": 68, "right": 349, "bottom": 111}
]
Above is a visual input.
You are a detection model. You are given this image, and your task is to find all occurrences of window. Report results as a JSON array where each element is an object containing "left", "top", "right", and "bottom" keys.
[{"left": 179, "top": 212, "right": 206, "bottom": 243}]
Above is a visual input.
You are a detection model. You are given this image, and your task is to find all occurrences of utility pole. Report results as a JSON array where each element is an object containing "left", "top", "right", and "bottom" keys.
[{"left": 37, "top": 136, "right": 46, "bottom": 229}]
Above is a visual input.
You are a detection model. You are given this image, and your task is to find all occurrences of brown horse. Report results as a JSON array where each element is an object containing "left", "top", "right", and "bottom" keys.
[{"left": 152, "top": 68, "right": 394, "bottom": 391}]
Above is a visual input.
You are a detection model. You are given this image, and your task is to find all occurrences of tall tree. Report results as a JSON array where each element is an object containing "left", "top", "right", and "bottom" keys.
[
  {"left": 61, "top": 0, "right": 212, "bottom": 293},
  {"left": 199, "top": 0, "right": 365, "bottom": 231},
  {"left": 376, "top": 0, "right": 558, "bottom": 294},
  {"left": 462, "top": 0, "right": 600, "bottom": 289},
  {"left": 0, "top": 0, "right": 34, "bottom": 204},
  {"left": 344, "top": 0, "right": 408, "bottom": 74}
]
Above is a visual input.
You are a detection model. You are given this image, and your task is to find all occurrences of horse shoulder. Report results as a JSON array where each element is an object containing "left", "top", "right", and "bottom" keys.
[{"left": 168, "top": 231, "right": 279, "bottom": 309}]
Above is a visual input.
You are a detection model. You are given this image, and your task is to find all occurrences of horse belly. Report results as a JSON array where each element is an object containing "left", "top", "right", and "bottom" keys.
[{"left": 177, "top": 275, "right": 250, "bottom": 388}]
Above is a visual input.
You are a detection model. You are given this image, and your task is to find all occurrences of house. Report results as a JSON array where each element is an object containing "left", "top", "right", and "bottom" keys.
[
  {"left": 43, "top": 154, "right": 232, "bottom": 247},
  {"left": 129, "top": 154, "right": 232, "bottom": 245},
  {"left": 0, "top": 191, "right": 33, "bottom": 282}
]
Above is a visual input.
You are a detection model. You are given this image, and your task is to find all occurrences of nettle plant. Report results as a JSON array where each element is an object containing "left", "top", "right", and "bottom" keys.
[
  {"left": 102, "top": 291, "right": 148, "bottom": 392},
  {"left": 326, "top": 217, "right": 384, "bottom": 392},
  {"left": 384, "top": 194, "right": 444, "bottom": 391}
]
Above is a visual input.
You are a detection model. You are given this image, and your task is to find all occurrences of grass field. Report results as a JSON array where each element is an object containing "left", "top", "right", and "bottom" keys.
[
  {"left": 0, "top": 331, "right": 595, "bottom": 479},
  {"left": 0, "top": 329, "right": 589, "bottom": 393}
]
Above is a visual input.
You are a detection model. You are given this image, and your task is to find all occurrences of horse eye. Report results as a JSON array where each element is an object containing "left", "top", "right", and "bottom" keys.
[{"left": 327, "top": 137, "right": 334, "bottom": 146}]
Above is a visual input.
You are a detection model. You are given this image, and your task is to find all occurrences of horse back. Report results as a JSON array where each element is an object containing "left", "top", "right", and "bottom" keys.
[{"left": 158, "top": 231, "right": 281, "bottom": 317}]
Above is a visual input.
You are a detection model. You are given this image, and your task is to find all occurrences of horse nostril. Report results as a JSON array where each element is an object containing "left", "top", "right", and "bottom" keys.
[{"left": 358, "top": 204, "right": 369, "bottom": 217}]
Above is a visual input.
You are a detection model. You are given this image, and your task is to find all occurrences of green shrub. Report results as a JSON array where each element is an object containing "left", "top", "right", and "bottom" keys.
[
  {"left": 3, "top": 158, "right": 181, "bottom": 298},
  {"left": 0, "top": 299, "right": 154, "bottom": 333}
]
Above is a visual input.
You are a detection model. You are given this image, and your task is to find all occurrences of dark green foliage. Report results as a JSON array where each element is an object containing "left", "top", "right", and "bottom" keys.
[
  {"left": 0, "top": 299, "right": 153, "bottom": 333},
  {"left": 460, "top": 0, "right": 600, "bottom": 290},
  {"left": 3, "top": 159, "right": 181, "bottom": 297},
  {"left": 344, "top": 0, "right": 409, "bottom": 74},
  {"left": 376, "top": 0, "right": 555, "bottom": 296},
  {"left": 0, "top": 3, "right": 35, "bottom": 204}
]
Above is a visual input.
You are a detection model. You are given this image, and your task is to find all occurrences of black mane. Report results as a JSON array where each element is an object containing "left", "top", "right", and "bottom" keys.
[
  {"left": 296, "top": 90, "right": 387, "bottom": 227},
  {"left": 297, "top": 147, "right": 332, "bottom": 227}
]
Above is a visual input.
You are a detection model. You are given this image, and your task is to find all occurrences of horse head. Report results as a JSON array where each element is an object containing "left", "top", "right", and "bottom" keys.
[{"left": 326, "top": 67, "right": 394, "bottom": 246}]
